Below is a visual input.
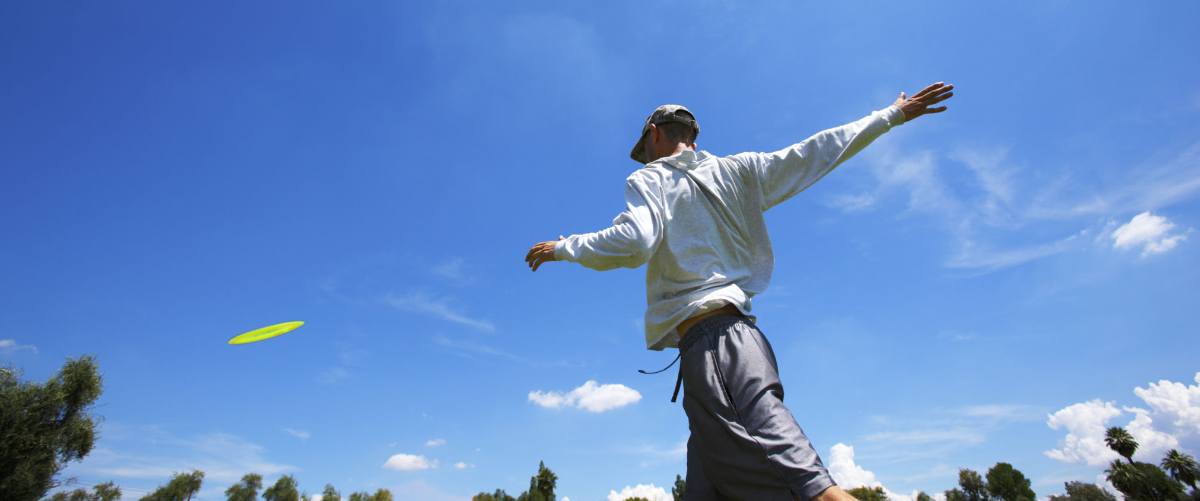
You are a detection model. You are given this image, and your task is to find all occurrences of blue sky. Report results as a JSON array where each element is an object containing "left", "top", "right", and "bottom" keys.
[{"left": 3, "top": 2, "right": 1199, "bottom": 501}]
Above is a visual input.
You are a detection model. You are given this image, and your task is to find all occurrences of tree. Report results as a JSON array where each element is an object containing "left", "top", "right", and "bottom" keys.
[
  {"left": 321, "top": 484, "right": 339, "bottom": 501},
  {"left": 1047, "top": 481, "right": 1118, "bottom": 501},
  {"left": 1161, "top": 449, "right": 1199, "bottom": 491},
  {"left": 43, "top": 481, "right": 122, "bottom": 501},
  {"left": 1104, "top": 427, "right": 1138, "bottom": 464},
  {"left": 1, "top": 356, "right": 105, "bottom": 501},
  {"left": 945, "top": 489, "right": 966, "bottom": 501},
  {"left": 916, "top": 493, "right": 932, "bottom": 501},
  {"left": 516, "top": 462, "right": 557, "bottom": 501},
  {"left": 472, "top": 490, "right": 516, "bottom": 501},
  {"left": 349, "top": 492, "right": 369, "bottom": 501},
  {"left": 1106, "top": 459, "right": 1186, "bottom": 501},
  {"left": 369, "top": 489, "right": 393, "bottom": 501},
  {"left": 846, "top": 486, "right": 888, "bottom": 501},
  {"left": 986, "top": 463, "right": 1035, "bottom": 501},
  {"left": 624, "top": 498, "right": 650, "bottom": 501},
  {"left": 262, "top": 476, "right": 300, "bottom": 501},
  {"left": 139, "top": 470, "right": 205, "bottom": 501},
  {"left": 672, "top": 475, "right": 685, "bottom": 501},
  {"left": 960, "top": 469, "right": 991, "bottom": 501},
  {"left": 225, "top": 474, "right": 262, "bottom": 501}
]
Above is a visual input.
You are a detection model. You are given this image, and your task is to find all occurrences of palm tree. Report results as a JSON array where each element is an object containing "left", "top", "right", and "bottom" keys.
[
  {"left": 1161, "top": 449, "right": 1199, "bottom": 490},
  {"left": 1105, "top": 427, "right": 1139, "bottom": 464},
  {"left": 1105, "top": 460, "right": 1143, "bottom": 500}
]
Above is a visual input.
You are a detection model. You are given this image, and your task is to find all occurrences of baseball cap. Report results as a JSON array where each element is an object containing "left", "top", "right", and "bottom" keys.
[{"left": 630, "top": 104, "right": 700, "bottom": 164}]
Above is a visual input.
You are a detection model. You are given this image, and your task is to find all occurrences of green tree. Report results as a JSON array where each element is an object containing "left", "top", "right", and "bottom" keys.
[
  {"left": 672, "top": 475, "right": 685, "bottom": 501},
  {"left": 959, "top": 469, "right": 991, "bottom": 501},
  {"left": 516, "top": 462, "right": 557, "bottom": 501},
  {"left": 225, "top": 474, "right": 262, "bottom": 501},
  {"left": 916, "top": 493, "right": 932, "bottom": 501},
  {"left": 846, "top": 486, "right": 888, "bottom": 501},
  {"left": 1161, "top": 449, "right": 1199, "bottom": 491},
  {"left": 368, "top": 489, "right": 392, "bottom": 501},
  {"left": 139, "top": 470, "right": 205, "bottom": 501},
  {"left": 348, "top": 492, "right": 369, "bottom": 501},
  {"left": 262, "top": 476, "right": 300, "bottom": 501},
  {"left": 1106, "top": 459, "right": 1186, "bottom": 501},
  {"left": 1, "top": 356, "right": 105, "bottom": 501},
  {"left": 945, "top": 489, "right": 965, "bottom": 501},
  {"left": 320, "top": 484, "right": 339, "bottom": 501},
  {"left": 41, "top": 481, "right": 121, "bottom": 501},
  {"left": 1047, "top": 481, "right": 1118, "bottom": 501},
  {"left": 472, "top": 490, "right": 516, "bottom": 501},
  {"left": 625, "top": 498, "right": 650, "bottom": 501},
  {"left": 1104, "top": 427, "right": 1138, "bottom": 464},
  {"left": 986, "top": 463, "right": 1035, "bottom": 501}
]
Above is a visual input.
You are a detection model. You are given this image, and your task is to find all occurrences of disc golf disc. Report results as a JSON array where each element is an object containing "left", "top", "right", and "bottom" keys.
[{"left": 228, "top": 321, "right": 304, "bottom": 345}]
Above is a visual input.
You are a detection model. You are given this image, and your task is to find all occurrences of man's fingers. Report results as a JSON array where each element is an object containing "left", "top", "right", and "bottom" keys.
[
  {"left": 925, "top": 106, "right": 948, "bottom": 114},
  {"left": 899, "top": 92, "right": 906, "bottom": 100},
  {"left": 913, "top": 82, "right": 944, "bottom": 98},
  {"left": 927, "top": 91, "right": 954, "bottom": 104}
]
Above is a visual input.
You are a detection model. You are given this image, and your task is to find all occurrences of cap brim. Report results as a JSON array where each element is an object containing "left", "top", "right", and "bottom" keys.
[{"left": 630, "top": 131, "right": 648, "bottom": 164}]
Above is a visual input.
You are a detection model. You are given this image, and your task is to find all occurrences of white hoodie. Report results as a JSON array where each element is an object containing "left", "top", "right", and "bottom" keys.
[{"left": 555, "top": 106, "right": 906, "bottom": 350}]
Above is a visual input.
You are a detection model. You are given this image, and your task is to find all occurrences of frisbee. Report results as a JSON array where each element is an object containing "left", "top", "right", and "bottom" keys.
[{"left": 228, "top": 321, "right": 304, "bottom": 345}]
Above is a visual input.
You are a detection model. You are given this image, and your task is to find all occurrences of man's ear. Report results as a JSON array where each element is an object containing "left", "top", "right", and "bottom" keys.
[{"left": 648, "top": 123, "right": 660, "bottom": 144}]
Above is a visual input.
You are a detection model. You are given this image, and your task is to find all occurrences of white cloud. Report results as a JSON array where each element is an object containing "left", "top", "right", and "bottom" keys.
[
  {"left": 1111, "top": 211, "right": 1189, "bottom": 256},
  {"left": 319, "top": 367, "right": 350, "bottom": 384},
  {"left": 382, "top": 454, "right": 437, "bottom": 471},
  {"left": 827, "top": 444, "right": 919, "bottom": 501},
  {"left": 453, "top": 462, "right": 474, "bottom": 469},
  {"left": 1046, "top": 373, "right": 1200, "bottom": 466},
  {"left": 529, "top": 380, "right": 641, "bottom": 412},
  {"left": 384, "top": 291, "right": 494, "bottom": 332},
  {"left": 282, "top": 428, "right": 310, "bottom": 440},
  {"left": 431, "top": 258, "right": 472, "bottom": 283},
  {"left": 829, "top": 443, "right": 881, "bottom": 489},
  {"left": 0, "top": 339, "right": 38, "bottom": 354},
  {"left": 607, "top": 484, "right": 671, "bottom": 501},
  {"left": 1044, "top": 400, "right": 1123, "bottom": 466},
  {"left": 426, "top": 438, "right": 445, "bottom": 446}
]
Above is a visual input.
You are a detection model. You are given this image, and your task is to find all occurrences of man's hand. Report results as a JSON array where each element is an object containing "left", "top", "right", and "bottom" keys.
[
  {"left": 894, "top": 82, "right": 954, "bottom": 122},
  {"left": 525, "top": 236, "right": 565, "bottom": 272}
]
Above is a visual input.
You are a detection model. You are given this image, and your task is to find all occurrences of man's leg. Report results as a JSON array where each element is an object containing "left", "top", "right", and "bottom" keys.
[{"left": 680, "top": 316, "right": 835, "bottom": 501}]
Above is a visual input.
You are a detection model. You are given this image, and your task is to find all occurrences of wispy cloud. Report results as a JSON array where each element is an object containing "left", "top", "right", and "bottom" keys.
[
  {"left": 0, "top": 339, "right": 38, "bottom": 354},
  {"left": 529, "top": 380, "right": 641, "bottom": 413},
  {"left": 384, "top": 291, "right": 495, "bottom": 332},
  {"left": 282, "top": 428, "right": 310, "bottom": 440},
  {"left": 824, "top": 139, "right": 1200, "bottom": 274},
  {"left": 318, "top": 367, "right": 349, "bottom": 384},
  {"left": 852, "top": 403, "right": 1044, "bottom": 463},
  {"left": 433, "top": 336, "right": 523, "bottom": 362},
  {"left": 425, "top": 438, "right": 445, "bottom": 447},
  {"left": 431, "top": 258, "right": 473, "bottom": 284}
]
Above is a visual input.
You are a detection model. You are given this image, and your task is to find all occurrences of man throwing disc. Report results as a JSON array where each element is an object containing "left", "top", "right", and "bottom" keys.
[{"left": 525, "top": 83, "right": 954, "bottom": 501}]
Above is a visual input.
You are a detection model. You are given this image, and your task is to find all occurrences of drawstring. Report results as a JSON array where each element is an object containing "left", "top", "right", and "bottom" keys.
[{"left": 639, "top": 353, "right": 684, "bottom": 403}]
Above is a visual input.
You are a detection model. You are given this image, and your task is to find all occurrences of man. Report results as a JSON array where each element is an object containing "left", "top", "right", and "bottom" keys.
[{"left": 525, "top": 83, "right": 954, "bottom": 501}]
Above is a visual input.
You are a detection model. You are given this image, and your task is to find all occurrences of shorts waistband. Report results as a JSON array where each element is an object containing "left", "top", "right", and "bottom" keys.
[{"left": 679, "top": 314, "right": 746, "bottom": 353}]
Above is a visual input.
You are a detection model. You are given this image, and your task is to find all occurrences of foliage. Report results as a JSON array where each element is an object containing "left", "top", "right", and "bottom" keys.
[
  {"left": 672, "top": 475, "right": 685, "bottom": 501},
  {"left": 225, "top": 474, "right": 262, "bottom": 501},
  {"left": 1, "top": 356, "right": 105, "bottom": 501},
  {"left": 1161, "top": 449, "right": 1199, "bottom": 490},
  {"left": 473, "top": 490, "right": 516, "bottom": 501},
  {"left": 1047, "top": 481, "right": 1118, "bottom": 501},
  {"left": 1105, "top": 459, "right": 1186, "bottom": 501},
  {"left": 262, "top": 475, "right": 301, "bottom": 501},
  {"left": 846, "top": 486, "right": 888, "bottom": 501},
  {"left": 916, "top": 493, "right": 932, "bottom": 501},
  {"left": 321, "top": 484, "right": 339, "bottom": 501},
  {"left": 516, "top": 462, "right": 557, "bottom": 501},
  {"left": 986, "top": 463, "right": 1035, "bottom": 501},
  {"left": 139, "top": 470, "right": 205, "bottom": 501},
  {"left": 1104, "top": 427, "right": 1138, "bottom": 464},
  {"left": 625, "top": 498, "right": 650, "bottom": 501},
  {"left": 42, "top": 482, "right": 122, "bottom": 501}
]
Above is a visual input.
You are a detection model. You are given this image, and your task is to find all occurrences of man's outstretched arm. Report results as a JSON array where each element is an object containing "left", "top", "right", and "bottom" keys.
[{"left": 744, "top": 81, "right": 954, "bottom": 211}]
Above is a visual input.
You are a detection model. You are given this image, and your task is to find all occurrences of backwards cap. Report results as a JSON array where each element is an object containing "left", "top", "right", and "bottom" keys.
[{"left": 630, "top": 104, "right": 700, "bottom": 164}]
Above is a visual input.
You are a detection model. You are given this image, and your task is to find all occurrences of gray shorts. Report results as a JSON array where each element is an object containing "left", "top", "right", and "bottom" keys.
[{"left": 679, "top": 314, "right": 835, "bottom": 501}]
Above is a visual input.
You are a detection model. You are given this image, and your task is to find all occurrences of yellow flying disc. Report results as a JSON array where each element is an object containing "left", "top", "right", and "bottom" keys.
[{"left": 228, "top": 321, "right": 304, "bottom": 345}]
